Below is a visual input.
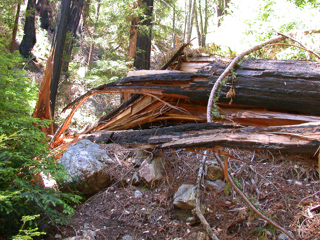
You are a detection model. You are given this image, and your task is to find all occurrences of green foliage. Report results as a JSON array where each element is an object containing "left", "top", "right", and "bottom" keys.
[
  {"left": 0, "top": 0, "right": 20, "bottom": 44},
  {"left": 0, "top": 40, "right": 81, "bottom": 238},
  {"left": 213, "top": 0, "right": 320, "bottom": 60},
  {"left": 85, "top": 59, "right": 132, "bottom": 87},
  {"left": 12, "top": 215, "right": 46, "bottom": 240}
]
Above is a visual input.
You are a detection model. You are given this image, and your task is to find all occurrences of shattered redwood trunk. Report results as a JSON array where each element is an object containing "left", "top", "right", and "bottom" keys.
[{"left": 53, "top": 57, "right": 320, "bottom": 149}]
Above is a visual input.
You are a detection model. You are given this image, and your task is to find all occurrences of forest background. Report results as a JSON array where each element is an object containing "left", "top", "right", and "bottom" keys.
[{"left": 0, "top": 0, "right": 319, "bottom": 239}]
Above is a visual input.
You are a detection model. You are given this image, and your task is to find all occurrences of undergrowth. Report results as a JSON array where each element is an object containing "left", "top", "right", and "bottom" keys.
[{"left": 0, "top": 40, "right": 81, "bottom": 239}]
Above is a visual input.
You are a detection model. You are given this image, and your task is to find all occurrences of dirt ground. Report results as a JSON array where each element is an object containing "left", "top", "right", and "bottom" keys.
[{"left": 46, "top": 147, "right": 320, "bottom": 240}]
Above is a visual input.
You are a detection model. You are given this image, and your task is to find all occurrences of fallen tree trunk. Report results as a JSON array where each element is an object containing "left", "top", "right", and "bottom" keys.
[
  {"left": 54, "top": 58, "right": 320, "bottom": 144},
  {"left": 77, "top": 122, "right": 320, "bottom": 154}
]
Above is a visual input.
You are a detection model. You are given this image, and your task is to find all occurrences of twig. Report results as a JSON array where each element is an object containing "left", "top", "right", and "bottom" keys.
[
  {"left": 214, "top": 153, "right": 295, "bottom": 240},
  {"left": 265, "top": 42, "right": 320, "bottom": 60},
  {"left": 195, "top": 150, "right": 220, "bottom": 240},
  {"left": 70, "top": 225, "right": 78, "bottom": 240},
  {"left": 273, "top": 30, "right": 320, "bottom": 59},
  {"left": 298, "top": 190, "right": 320, "bottom": 205}
]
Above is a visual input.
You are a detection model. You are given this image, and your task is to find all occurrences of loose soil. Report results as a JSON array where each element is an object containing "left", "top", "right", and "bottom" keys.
[{"left": 46, "top": 147, "right": 320, "bottom": 240}]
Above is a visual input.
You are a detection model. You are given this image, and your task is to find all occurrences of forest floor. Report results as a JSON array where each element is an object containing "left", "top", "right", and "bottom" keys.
[
  {"left": 46, "top": 147, "right": 320, "bottom": 240},
  {"left": 25, "top": 60, "right": 320, "bottom": 240}
]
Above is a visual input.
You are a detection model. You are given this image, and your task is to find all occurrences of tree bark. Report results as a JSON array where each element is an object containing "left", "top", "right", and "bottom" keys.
[
  {"left": 99, "top": 59, "right": 320, "bottom": 116},
  {"left": 128, "top": 0, "right": 141, "bottom": 59},
  {"left": 194, "top": 0, "right": 202, "bottom": 47},
  {"left": 53, "top": 58, "right": 320, "bottom": 142},
  {"left": 87, "top": 0, "right": 100, "bottom": 67},
  {"left": 62, "top": 0, "right": 84, "bottom": 75},
  {"left": 36, "top": 0, "right": 52, "bottom": 30},
  {"left": 186, "top": 0, "right": 195, "bottom": 43},
  {"left": 78, "top": 122, "right": 320, "bottom": 154},
  {"left": 19, "top": 0, "right": 36, "bottom": 58},
  {"left": 50, "top": 0, "right": 72, "bottom": 118},
  {"left": 134, "top": 0, "right": 154, "bottom": 70},
  {"left": 10, "top": 2, "right": 21, "bottom": 53}
]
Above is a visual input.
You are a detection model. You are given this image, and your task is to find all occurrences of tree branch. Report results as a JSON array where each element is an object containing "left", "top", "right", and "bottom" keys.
[{"left": 214, "top": 153, "right": 295, "bottom": 240}]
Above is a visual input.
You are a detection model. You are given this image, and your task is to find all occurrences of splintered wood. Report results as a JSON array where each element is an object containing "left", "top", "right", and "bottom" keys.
[{"left": 53, "top": 56, "right": 320, "bottom": 154}]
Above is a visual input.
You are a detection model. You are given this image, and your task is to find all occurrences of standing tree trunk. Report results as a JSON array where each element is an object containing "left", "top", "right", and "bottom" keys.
[
  {"left": 128, "top": 0, "right": 141, "bottom": 59},
  {"left": 50, "top": 0, "right": 72, "bottom": 118},
  {"left": 203, "top": 0, "right": 208, "bottom": 46},
  {"left": 10, "top": 2, "right": 21, "bottom": 53},
  {"left": 36, "top": 0, "right": 52, "bottom": 30},
  {"left": 194, "top": 0, "right": 209, "bottom": 47},
  {"left": 134, "top": 0, "right": 154, "bottom": 70},
  {"left": 87, "top": 0, "right": 101, "bottom": 67},
  {"left": 171, "top": 3, "right": 176, "bottom": 49},
  {"left": 194, "top": 0, "right": 202, "bottom": 47},
  {"left": 19, "top": 0, "right": 36, "bottom": 58},
  {"left": 62, "top": 0, "right": 84, "bottom": 76},
  {"left": 185, "top": 0, "right": 195, "bottom": 43},
  {"left": 216, "top": 0, "right": 229, "bottom": 27}
]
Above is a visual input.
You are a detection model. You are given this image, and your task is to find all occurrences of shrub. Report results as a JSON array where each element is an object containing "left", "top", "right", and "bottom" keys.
[{"left": 0, "top": 41, "right": 81, "bottom": 239}]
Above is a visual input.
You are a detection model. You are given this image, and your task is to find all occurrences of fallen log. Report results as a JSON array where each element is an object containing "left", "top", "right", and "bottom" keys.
[
  {"left": 54, "top": 58, "right": 320, "bottom": 144},
  {"left": 78, "top": 122, "right": 320, "bottom": 154}
]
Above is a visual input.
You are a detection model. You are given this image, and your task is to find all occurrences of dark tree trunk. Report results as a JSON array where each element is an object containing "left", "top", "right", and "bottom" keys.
[
  {"left": 36, "top": 0, "right": 52, "bottom": 30},
  {"left": 62, "top": 0, "right": 84, "bottom": 75},
  {"left": 79, "top": 122, "right": 320, "bottom": 154},
  {"left": 10, "top": 3, "right": 21, "bottom": 53},
  {"left": 19, "top": 0, "right": 36, "bottom": 58},
  {"left": 50, "top": 0, "right": 72, "bottom": 118},
  {"left": 134, "top": 0, "right": 154, "bottom": 70}
]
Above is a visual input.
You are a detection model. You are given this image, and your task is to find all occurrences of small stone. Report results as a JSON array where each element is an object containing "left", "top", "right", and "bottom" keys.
[
  {"left": 286, "top": 179, "right": 294, "bottom": 184},
  {"left": 187, "top": 231, "right": 207, "bottom": 240},
  {"left": 132, "top": 150, "right": 153, "bottom": 166},
  {"left": 205, "top": 179, "right": 225, "bottom": 192},
  {"left": 294, "top": 181, "right": 303, "bottom": 186},
  {"left": 131, "top": 172, "right": 140, "bottom": 185},
  {"left": 138, "top": 157, "right": 163, "bottom": 187},
  {"left": 173, "top": 184, "right": 196, "bottom": 210},
  {"left": 205, "top": 161, "right": 224, "bottom": 181},
  {"left": 278, "top": 232, "right": 294, "bottom": 240},
  {"left": 186, "top": 216, "right": 199, "bottom": 226},
  {"left": 134, "top": 190, "right": 143, "bottom": 199},
  {"left": 122, "top": 235, "right": 133, "bottom": 240}
]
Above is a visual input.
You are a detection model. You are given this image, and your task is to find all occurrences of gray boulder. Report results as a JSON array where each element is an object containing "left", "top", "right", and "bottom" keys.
[{"left": 59, "top": 139, "right": 115, "bottom": 195}]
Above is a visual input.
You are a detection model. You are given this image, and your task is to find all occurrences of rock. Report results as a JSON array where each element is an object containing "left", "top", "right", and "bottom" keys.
[
  {"left": 81, "top": 229, "right": 96, "bottom": 240},
  {"left": 134, "top": 190, "right": 143, "bottom": 199},
  {"left": 131, "top": 172, "right": 140, "bottom": 185},
  {"left": 173, "top": 184, "right": 196, "bottom": 210},
  {"left": 59, "top": 139, "right": 115, "bottom": 195},
  {"left": 205, "top": 179, "right": 225, "bottom": 193},
  {"left": 121, "top": 235, "right": 133, "bottom": 240},
  {"left": 187, "top": 231, "right": 207, "bottom": 240},
  {"left": 132, "top": 150, "right": 153, "bottom": 166},
  {"left": 205, "top": 161, "right": 224, "bottom": 181},
  {"left": 138, "top": 157, "right": 163, "bottom": 187},
  {"left": 278, "top": 232, "right": 294, "bottom": 240},
  {"left": 186, "top": 216, "right": 199, "bottom": 226}
]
